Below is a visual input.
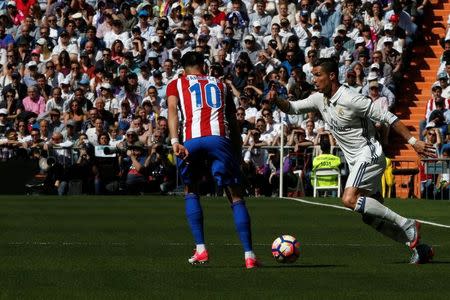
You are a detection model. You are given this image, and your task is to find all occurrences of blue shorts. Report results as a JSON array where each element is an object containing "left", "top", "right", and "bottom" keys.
[{"left": 177, "top": 136, "right": 241, "bottom": 187}]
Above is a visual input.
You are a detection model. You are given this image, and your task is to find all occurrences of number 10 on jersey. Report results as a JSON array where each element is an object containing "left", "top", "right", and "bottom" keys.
[{"left": 189, "top": 82, "right": 223, "bottom": 109}]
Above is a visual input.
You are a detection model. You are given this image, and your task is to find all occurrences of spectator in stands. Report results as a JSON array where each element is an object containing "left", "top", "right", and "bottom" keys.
[
  {"left": 310, "top": 135, "right": 341, "bottom": 197},
  {"left": 371, "top": 50, "right": 394, "bottom": 90},
  {"left": 86, "top": 117, "right": 105, "bottom": 146},
  {"left": 435, "top": 148, "right": 450, "bottom": 198},
  {"left": 287, "top": 127, "right": 313, "bottom": 153},
  {"left": 368, "top": 80, "right": 390, "bottom": 146},
  {"left": 243, "top": 128, "right": 269, "bottom": 196},
  {"left": 345, "top": 69, "right": 362, "bottom": 93},
  {"left": 0, "top": 88, "right": 22, "bottom": 118},
  {"left": 23, "top": 127, "right": 43, "bottom": 149},
  {"left": 0, "top": 63, "right": 14, "bottom": 96},
  {"left": 236, "top": 106, "right": 253, "bottom": 139},
  {"left": 124, "top": 141, "right": 149, "bottom": 195},
  {"left": 363, "top": 1, "right": 385, "bottom": 36},
  {"left": 382, "top": 37, "right": 403, "bottom": 85},
  {"left": 420, "top": 85, "right": 449, "bottom": 140},
  {"left": 95, "top": 99, "right": 115, "bottom": 131},
  {"left": 362, "top": 72, "right": 395, "bottom": 109},
  {"left": 0, "top": 108, "right": 11, "bottom": 135},
  {"left": 313, "top": 0, "right": 342, "bottom": 42},
  {"left": 48, "top": 109, "right": 64, "bottom": 134},
  {"left": 249, "top": 1, "right": 271, "bottom": 35},
  {"left": 423, "top": 125, "right": 443, "bottom": 155},
  {"left": 16, "top": 119, "right": 28, "bottom": 142},
  {"left": 287, "top": 67, "right": 314, "bottom": 100},
  {"left": 353, "top": 62, "right": 366, "bottom": 88},
  {"left": 304, "top": 119, "right": 318, "bottom": 143},
  {"left": 64, "top": 99, "right": 85, "bottom": 133},
  {"left": 321, "top": 35, "right": 350, "bottom": 66},
  {"left": 147, "top": 142, "right": 175, "bottom": 194},
  {"left": 22, "top": 86, "right": 45, "bottom": 116},
  {"left": 438, "top": 72, "right": 450, "bottom": 99},
  {"left": 427, "top": 98, "right": 448, "bottom": 138}
]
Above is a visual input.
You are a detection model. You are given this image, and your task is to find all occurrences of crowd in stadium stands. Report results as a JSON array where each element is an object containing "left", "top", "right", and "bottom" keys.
[
  {"left": 0, "top": 0, "right": 428, "bottom": 196},
  {"left": 419, "top": 11, "right": 450, "bottom": 198}
]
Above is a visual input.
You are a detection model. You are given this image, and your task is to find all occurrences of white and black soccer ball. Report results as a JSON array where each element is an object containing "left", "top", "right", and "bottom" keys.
[{"left": 271, "top": 234, "right": 301, "bottom": 263}]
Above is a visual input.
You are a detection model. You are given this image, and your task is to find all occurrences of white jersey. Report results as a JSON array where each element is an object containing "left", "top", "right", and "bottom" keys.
[{"left": 288, "top": 85, "right": 398, "bottom": 168}]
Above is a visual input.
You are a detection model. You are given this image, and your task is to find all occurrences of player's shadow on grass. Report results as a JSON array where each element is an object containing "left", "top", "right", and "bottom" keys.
[
  {"left": 189, "top": 264, "right": 346, "bottom": 269},
  {"left": 392, "top": 261, "right": 450, "bottom": 265},
  {"left": 262, "top": 264, "right": 346, "bottom": 269}
]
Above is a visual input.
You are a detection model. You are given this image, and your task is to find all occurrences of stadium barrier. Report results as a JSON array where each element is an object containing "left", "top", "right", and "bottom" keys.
[{"left": 421, "top": 158, "right": 450, "bottom": 200}]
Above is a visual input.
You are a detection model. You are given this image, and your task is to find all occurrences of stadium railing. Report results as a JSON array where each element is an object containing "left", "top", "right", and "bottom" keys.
[{"left": 421, "top": 158, "right": 450, "bottom": 200}]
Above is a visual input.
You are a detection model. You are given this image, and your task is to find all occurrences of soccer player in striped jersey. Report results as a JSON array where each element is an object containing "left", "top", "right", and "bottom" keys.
[
  {"left": 167, "top": 52, "right": 259, "bottom": 269},
  {"left": 269, "top": 58, "right": 436, "bottom": 264}
]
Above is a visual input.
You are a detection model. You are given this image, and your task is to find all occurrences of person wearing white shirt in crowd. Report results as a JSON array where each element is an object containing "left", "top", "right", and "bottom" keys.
[
  {"left": 103, "top": 19, "right": 130, "bottom": 49},
  {"left": 304, "top": 32, "right": 325, "bottom": 62},
  {"left": 278, "top": 18, "right": 295, "bottom": 45},
  {"left": 260, "top": 108, "right": 283, "bottom": 145},
  {"left": 161, "top": 59, "right": 176, "bottom": 84},
  {"left": 293, "top": 10, "right": 312, "bottom": 50},
  {"left": 239, "top": 95, "right": 258, "bottom": 125},
  {"left": 271, "top": 2, "right": 295, "bottom": 27},
  {"left": 86, "top": 117, "right": 105, "bottom": 146},
  {"left": 248, "top": 21, "right": 265, "bottom": 49},
  {"left": 303, "top": 49, "right": 318, "bottom": 85},
  {"left": 44, "top": 61, "right": 64, "bottom": 89},
  {"left": 96, "top": 83, "right": 119, "bottom": 117},
  {"left": 45, "top": 87, "right": 65, "bottom": 113},
  {"left": 320, "top": 36, "right": 350, "bottom": 67},
  {"left": 362, "top": 72, "right": 396, "bottom": 110},
  {"left": 263, "top": 23, "right": 283, "bottom": 50},
  {"left": 168, "top": 33, "right": 193, "bottom": 59},
  {"left": 200, "top": 14, "right": 223, "bottom": 47},
  {"left": 368, "top": 80, "right": 390, "bottom": 146},
  {"left": 51, "top": 30, "right": 79, "bottom": 63},
  {"left": 254, "top": 50, "right": 281, "bottom": 75},
  {"left": 301, "top": 112, "right": 325, "bottom": 134}
]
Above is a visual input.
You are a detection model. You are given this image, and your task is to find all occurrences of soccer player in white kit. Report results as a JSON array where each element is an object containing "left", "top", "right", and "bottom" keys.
[{"left": 269, "top": 58, "right": 436, "bottom": 263}]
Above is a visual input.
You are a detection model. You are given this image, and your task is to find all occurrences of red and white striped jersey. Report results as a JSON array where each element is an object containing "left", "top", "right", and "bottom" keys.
[
  {"left": 167, "top": 74, "right": 228, "bottom": 142},
  {"left": 425, "top": 97, "right": 450, "bottom": 119}
]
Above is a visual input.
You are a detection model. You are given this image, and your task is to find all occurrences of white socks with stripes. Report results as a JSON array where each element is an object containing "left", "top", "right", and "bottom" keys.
[{"left": 354, "top": 196, "right": 408, "bottom": 228}]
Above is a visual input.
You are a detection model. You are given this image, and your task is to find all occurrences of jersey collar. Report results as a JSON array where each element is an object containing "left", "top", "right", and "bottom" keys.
[{"left": 329, "top": 85, "right": 345, "bottom": 104}]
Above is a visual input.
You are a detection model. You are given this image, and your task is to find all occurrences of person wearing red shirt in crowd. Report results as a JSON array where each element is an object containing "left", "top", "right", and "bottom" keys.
[
  {"left": 208, "top": 0, "right": 226, "bottom": 28},
  {"left": 5, "top": 1, "right": 25, "bottom": 26},
  {"left": 15, "top": 0, "right": 36, "bottom": 17}
]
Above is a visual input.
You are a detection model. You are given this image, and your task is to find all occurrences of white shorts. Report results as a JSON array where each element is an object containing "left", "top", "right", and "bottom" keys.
[{"left": 346, "top": 154, "right": 386, "bottom": 194}]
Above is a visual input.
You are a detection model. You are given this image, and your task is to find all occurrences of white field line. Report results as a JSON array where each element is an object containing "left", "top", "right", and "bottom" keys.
[{"left": 283, "top": 196, "right": 450, "bottom": 229}]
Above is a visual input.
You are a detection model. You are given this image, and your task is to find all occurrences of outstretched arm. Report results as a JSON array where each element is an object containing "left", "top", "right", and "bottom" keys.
[
  {"left": 391, "top": 120, "right": 436, "bottom": 158},
  {"left": 267, "top": 90, "right": 292, "bottom": 113}
]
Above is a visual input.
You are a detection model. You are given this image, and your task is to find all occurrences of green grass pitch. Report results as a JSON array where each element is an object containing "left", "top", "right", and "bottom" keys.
[{"left": 0, "top": 195, "right": 448, "bottom": 299}]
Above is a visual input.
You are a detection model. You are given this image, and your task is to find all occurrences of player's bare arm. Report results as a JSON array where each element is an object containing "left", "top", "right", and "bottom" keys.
[
  {"left": 167, "top": 94, "right": 189, "bottom": 159},
  {"left": 390, "top": 120, "right": 436, "bottom": 158}
]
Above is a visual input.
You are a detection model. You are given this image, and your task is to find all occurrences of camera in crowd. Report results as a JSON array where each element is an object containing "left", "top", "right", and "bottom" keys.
[{"left": 103, "top": 146, "right": 128, "bottom": 156}]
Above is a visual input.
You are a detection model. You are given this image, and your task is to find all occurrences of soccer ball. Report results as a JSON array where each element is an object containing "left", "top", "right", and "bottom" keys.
[{"left": 271, "top": 235, "right": 300, "bottom": 263}]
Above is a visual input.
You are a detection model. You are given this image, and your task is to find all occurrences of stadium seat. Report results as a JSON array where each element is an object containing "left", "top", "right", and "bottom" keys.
[
  {"left": 313, "top": 168, "right": 341, "bottom": 198},
  {"left": 292, "top": 170, "right": 305, "bottom": 197}
]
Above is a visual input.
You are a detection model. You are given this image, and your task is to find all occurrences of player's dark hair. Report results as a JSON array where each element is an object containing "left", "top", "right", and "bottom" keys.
[
  {"left": 312, "top": 58, "right": 339, "bottom": 77},
  {"left": 181, "top": 51, "right": 205, "bottom": 69}
]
